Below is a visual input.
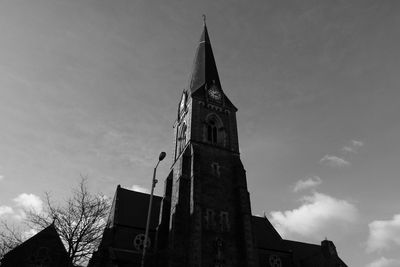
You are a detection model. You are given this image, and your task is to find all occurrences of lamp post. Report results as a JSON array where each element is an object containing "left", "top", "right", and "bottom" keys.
[{"left": 140, "top": 151, "right": 166, "bottom": 267}]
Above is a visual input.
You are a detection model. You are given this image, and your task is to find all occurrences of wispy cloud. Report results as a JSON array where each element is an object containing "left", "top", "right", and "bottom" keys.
[
  {"left": 270, "top": 192, "right": 358, "bottom": 240},
  {"left": 0, "top": 205, "right": 14, "bottom": 217},
  {"left": 130, "top": 184, "right": 150, "bottom": 194},
  {"left": 293, "top": 176, "right": 322, "bottom": 192},
  {"left": 321, "top": 140, "right": 363, "bottom": 167},
  {"left": 365, "top": 257, "right": 400, "bottom": 267},
  {"left": 342, "top": 146, "right": 356, "bottom": 153},
  {"left": 320, "top": 155, "right": 350, "bottom": 167},
  {"left": 342, "top": 139, "right": 364, "bottom": 153},
  {"left": 13, "top": 193, "right": 43, "bottom": 214},
  {"left": 367, "top": 214, "right": 400, "bottom": 253},
  {"left": 352, "top": 140, "right": 364, "bottom": 147}
]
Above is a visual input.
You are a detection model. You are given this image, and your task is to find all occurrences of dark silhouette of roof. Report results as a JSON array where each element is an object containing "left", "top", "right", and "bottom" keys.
[
  {"left": 283, "top": 239, "right": 321, "bottom": 259},
  {"left": 88, "top": 186, "right": 162, "bottom": 267},
  {"left": 252, "top": 216, "right": 348, "bottom": 266},
  {"left": 187, "top": 24, "right": 237, "bottom": 111},
  {"left": 1, "top": 223, "right": 72, "bottom": 267},
  {"left": 188, "top": 24, "right": 221, "bottom": 95},
  {"left": 107, "top": 185, "right": 162, "bottom": 229},
  {"left": 252, "top": 215, "right": 286, "bottom": 251}
]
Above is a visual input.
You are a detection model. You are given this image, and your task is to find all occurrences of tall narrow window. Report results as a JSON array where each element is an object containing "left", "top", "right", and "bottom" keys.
[
  {"left": 205, "top": 208, "right": 215, "bottom": 230},
  {"left": 178, "top": 123, "right": 187, "bottom": 154},
  {"left": 213, "top": 126, "right": 217, "bottom": 143},
  {"left": 205, "top": 114, "right": 226, "bottom": 146},
  {"left": 207, "top": 120, "right": 218, "bottom": 144},
  {"left": 207, "top": 124, "right": 213, "bottom": 142},
  {"left": 220, "top": 211, "right": 230, "bottom": 232},
  {"left": 211, "top": 162, "right": 220, "bottom": 177}
]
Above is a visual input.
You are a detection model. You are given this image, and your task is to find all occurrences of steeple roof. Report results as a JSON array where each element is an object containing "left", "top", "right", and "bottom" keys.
[{"left": 188, "top": 23, "right": 222, "bottom": 94}]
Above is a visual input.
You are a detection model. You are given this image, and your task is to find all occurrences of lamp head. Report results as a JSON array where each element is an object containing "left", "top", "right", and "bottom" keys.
[{"left": 159, "top": 152, "right": 166, "bottom": 161}]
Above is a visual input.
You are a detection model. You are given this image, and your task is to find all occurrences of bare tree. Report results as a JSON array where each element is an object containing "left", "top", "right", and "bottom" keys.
[
  {"left": 0, "top": 222, "right": 24, "bottom": 260},
  {"left": 26, "top": 178, "right": 110, "bottom": 266}
]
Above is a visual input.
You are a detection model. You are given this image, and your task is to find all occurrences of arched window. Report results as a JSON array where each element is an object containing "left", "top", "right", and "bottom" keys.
[
  {"left": 207, "top": 119, "right": 218, "bottom": 144},
  {"left": 205, "top": 114, "right": 227, "bottom": 147},
  {"left": 205, "top": 113, "right": 225, "bottom": 146},
  {"left": 178, "top": 123, "right": 187, "bottom": 154}
]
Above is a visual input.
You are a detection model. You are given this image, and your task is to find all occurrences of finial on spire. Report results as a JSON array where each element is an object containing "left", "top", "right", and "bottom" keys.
[{"left": 202, "top": 14, "right": 206, "bottom": 26}]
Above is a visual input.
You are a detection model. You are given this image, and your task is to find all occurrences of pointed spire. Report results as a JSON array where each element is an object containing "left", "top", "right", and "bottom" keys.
[{"left": 188, "top": 18, "right": 222, "bottom": 94}]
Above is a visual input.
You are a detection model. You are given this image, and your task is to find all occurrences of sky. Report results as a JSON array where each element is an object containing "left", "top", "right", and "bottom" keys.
[{"left": 0, "top": 0, "right": 400, "bottom": 266}]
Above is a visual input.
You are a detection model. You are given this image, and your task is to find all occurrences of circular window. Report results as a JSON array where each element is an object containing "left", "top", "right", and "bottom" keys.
[
  {"left": 269, "top": 254, "right": 282, "bottom": 267},
  {"left": 133, "top": 234, "right": 151, "bottom": 251}
]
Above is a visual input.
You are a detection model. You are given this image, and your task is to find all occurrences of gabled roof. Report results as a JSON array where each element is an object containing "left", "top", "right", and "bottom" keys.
[
  {"left": 282, "top": 239, "right": 348, "bottom": 266},
  {"left": 1, "top": 223, "right": 71, "bottom": 267},
  {"left": 188, "top": 24, "right": 222, "bottom": 95},
  {"left": 252, "top": 215, "right": 286, "bottom": 251},
  {"left": 251, "top": 216, "right": 348, "bottom": 266},
  {"left": 107, "top": 185, "right": 162, "bottom": 230},
  {"left": 282, "top": 239, "right": 321, "bottom": 260},
  {"left": 3, "top": 223, "right": 63, "bottom": 256}
]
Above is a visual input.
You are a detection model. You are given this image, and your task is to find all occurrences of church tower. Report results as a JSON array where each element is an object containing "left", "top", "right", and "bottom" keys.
[
  {"left": 89, "top": 19, "right": 349, "bottom": 267},
  {"left": 157, "top": 22, "right": 259, "bottom": 267}
]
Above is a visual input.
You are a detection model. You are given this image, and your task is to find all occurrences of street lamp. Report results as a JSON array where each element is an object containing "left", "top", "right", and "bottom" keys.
[{"left": 140, "top": 151, "right": 166, "bottom": 267}]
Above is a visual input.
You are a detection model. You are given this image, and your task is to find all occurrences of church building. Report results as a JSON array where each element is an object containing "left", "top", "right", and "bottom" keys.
[
  {"left": 1, "top": 223, "right": 72, "bottom": 267},
  {"left": 89, "top": 22, "right": 348, "bottom": 267}
]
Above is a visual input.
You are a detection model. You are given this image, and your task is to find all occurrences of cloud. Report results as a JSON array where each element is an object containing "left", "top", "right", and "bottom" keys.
[
  {"left": 13, "top": 193, "right": 43, "bottom": 214},
  {"left": 367, "top": 214, "right": 400, "bottom": 252},
  {"left": 22, "top": 228, "right": 38, "bottom": 239},
  {"left": 342, "top": 146, "right": 356, "bottom": 153},
  {"left": 0, "top": 205, "right": 14, "bottom": 217},
  {"left": 130, "top": 184, "right": 150, "bottom": 194},
  {"left": 320, "top": 155, "right": 350, "bottom": 167},
  {"left": 342, "top": 139, "right": 364, "bottom": 153},
  {"left": 365, "top": 257, "right": 400, "bottom": 267},
  {"left": 293, "top": 176, "right": 322, "bottom": 192},
  {"left": 270, "top": 192, "right": 358, "bottom": 240},
  {"left": 98, "top": 194, "right": 111, "bottom": 203},
  {"left": 352, "top": 140, "right": 364, "bottom": 147},
  {"left": 0, "top": 175, "right": 4, "bottom": 181}
]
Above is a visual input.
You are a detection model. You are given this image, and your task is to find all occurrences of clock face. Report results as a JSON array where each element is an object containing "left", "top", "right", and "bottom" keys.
[{"left": 208, "top": 86, "right": 222, "bottom": 101}]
